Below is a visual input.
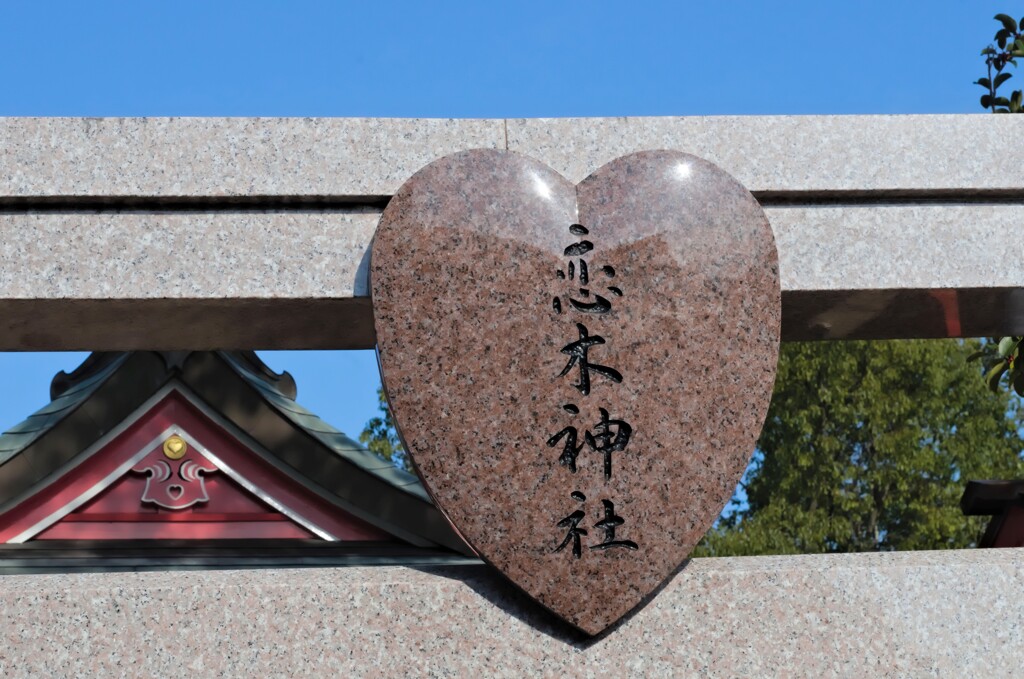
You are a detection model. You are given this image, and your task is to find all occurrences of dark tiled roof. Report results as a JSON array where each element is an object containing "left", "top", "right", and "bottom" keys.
[{"left": 0, "top": 354, "right": 128, "bottom": 465}]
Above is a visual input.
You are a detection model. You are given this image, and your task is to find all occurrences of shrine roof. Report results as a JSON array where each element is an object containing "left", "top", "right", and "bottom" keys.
[
  {"left": 0, "top": 351, "right": 467, "bottom": 554},
  {"left": 220, "top": 353, "right": 428, "bottom": 501}
]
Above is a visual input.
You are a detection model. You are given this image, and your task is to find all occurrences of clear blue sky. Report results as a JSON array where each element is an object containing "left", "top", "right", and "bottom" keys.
[{"left": 0, "top": 1, "right": 1012, "bottom": 440}]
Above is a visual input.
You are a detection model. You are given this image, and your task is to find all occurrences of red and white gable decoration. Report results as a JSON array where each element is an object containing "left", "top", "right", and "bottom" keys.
[{"left": 0, "top": 389, "right": 394, "bottom": 543}]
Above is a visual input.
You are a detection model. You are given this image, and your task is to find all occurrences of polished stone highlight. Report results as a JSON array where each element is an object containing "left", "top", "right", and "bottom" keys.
[{"left": 371, "top": 149, "right": 780, "bottom": 634}]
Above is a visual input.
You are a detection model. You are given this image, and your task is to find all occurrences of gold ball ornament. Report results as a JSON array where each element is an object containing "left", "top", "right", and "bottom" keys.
[{"left": 163, "top": 435, "right": 188, "bottom": 460}]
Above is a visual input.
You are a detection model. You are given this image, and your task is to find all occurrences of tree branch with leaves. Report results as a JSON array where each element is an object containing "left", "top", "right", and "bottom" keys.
[
  {"left": 977, "top": 14, "right": 1024, "bottom": 112},
  {"left": 971, "top": 15, "right": 1024, "bottom": 395}
]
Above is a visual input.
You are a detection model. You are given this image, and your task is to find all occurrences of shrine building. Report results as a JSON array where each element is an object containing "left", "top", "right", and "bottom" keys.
[{"left": 0, "top": 351, "right": 474, "bottom": 570}]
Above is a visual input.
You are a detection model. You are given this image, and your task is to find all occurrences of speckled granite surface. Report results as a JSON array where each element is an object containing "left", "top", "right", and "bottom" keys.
[
  {"left": 6, "top": 205, "right": 1024, "bottom": 304},
  {"left": 0, "top": 115, "right": 1020, "bottom": 198},
  {"left": 505, "top": 114, "right": 1024, "bottom": 191},
  {"left": 0, "top": 211, "right": 377, "bottom": 299},
  {"left": 769, "top": 204, "right": 1024, "bottom": 290},
  {"left": 0, "top": 117, "right": 505, "bottom": 198},
  {"left": 0, "top": 549, "right": 1020, "bottom": 677},
  {"left": 3, "top": 205, "right": 1024, "bottom": 303},
  {"left": 371, "top": 150, "right": 779, "bottom": 633}
]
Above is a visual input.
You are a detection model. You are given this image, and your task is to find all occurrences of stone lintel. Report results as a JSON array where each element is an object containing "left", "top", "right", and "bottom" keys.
[{"left": 2, "top": 115, "right": 1021, "bottom": 198}]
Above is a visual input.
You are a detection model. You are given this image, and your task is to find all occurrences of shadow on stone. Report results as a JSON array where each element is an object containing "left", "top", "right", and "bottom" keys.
[
  {"left": 408, "top": 564, "right": 591, "bottom": 646},
  {"left": 408, "top": 558, "right": 692, "bottom": 648},
  {"left": 588, "top": 558, "right": 692, "bottom": 643}
]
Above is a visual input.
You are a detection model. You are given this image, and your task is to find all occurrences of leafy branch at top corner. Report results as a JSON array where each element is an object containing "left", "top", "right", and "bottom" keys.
[
  {"left": 968, "top": 337, "right": 1024, "bottom": 395},
  {"left": 968, "top": 16, "right": 1024, "bottom": 396},
  {"left": 977, "top": 14, "right": 1024, "bottom": 113}
]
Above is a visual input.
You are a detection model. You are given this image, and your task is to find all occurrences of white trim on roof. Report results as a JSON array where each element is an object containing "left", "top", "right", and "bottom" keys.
[{"left": 7, "top": 388, "right": 339, "bottom": 543}]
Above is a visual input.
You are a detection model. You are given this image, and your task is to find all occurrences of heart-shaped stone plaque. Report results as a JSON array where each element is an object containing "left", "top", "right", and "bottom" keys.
[{"left": 371, "top": 149, "right": 780, "bottom": 635}]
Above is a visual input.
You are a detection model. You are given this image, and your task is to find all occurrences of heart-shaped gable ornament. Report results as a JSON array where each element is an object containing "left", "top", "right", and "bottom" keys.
[{"left": 371, "top": 149, "right": 780, "bottom": 635}]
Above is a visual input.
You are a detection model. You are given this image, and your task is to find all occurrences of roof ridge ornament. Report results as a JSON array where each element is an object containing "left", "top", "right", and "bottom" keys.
[
  {"left": 51, "top": 350, "right": 298, "bottom": 401},
  {"left": 49, "top": 352, "right": 126, "bottom": 400}
]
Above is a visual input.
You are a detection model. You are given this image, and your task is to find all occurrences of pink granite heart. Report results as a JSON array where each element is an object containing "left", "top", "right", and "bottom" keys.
[{"left": 371, "top": 149, "right": 780, "bottom": 635}]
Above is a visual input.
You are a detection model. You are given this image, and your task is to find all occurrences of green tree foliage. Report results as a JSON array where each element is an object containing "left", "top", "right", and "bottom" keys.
[
  {"left": 694, "top": 340, "right": 1024, "bottom": 557},
  {"left": 977, "top": 14, "right": 1024, "bottom": 112},
  {"left": 359, "top": 387, "right": 409, "bottom": 471}
]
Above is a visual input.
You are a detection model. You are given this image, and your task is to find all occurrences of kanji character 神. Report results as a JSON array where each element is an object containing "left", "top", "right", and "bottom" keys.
[{"left": 547, "top": 405, "right": 632, "bottom": 479}]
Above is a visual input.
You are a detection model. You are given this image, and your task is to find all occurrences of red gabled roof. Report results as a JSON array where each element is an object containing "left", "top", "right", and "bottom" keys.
[{"left": 0, "top": 389, "right": 393, "bottom": 543}]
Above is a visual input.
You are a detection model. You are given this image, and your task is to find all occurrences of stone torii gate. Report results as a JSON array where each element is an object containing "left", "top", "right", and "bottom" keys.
[{"left": 0, "top": 115, "right": 1022, "bottom": 674}]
